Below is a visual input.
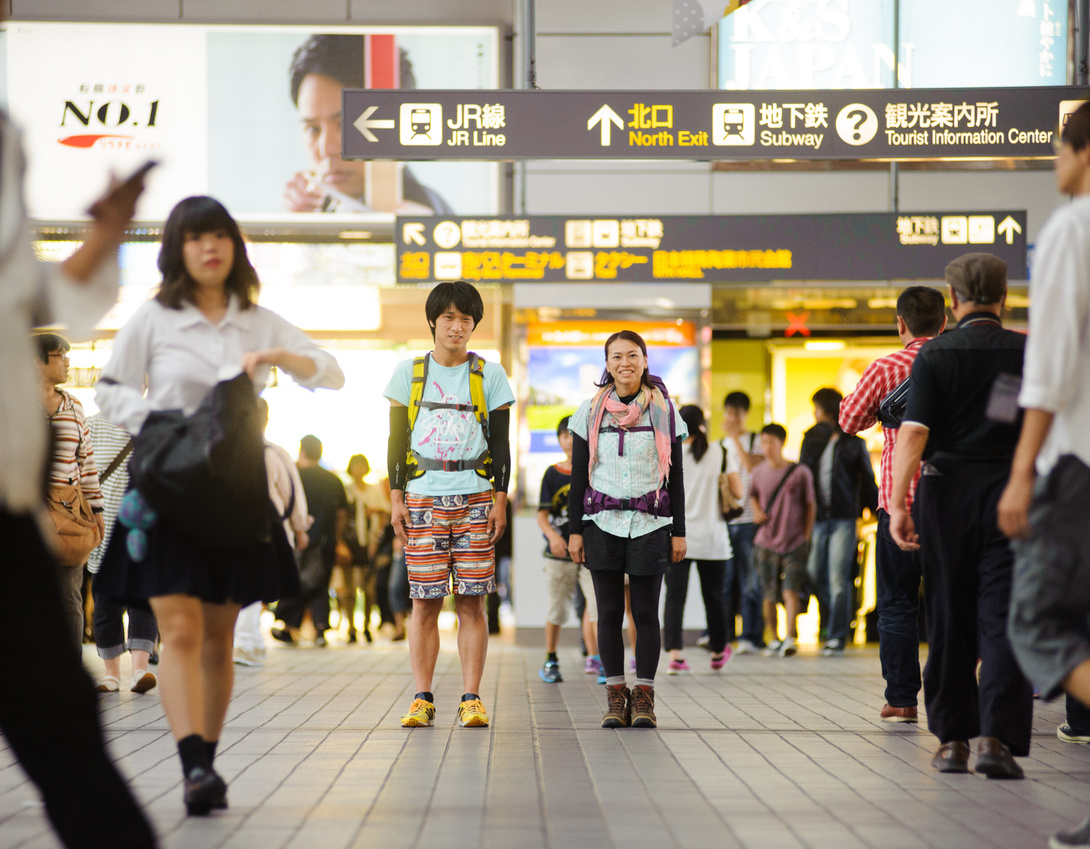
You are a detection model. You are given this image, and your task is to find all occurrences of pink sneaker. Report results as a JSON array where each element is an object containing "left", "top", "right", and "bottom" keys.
[
  {"left": 710, "top": 645, "right": 734, "bottom": 670},
  {"left": 666, "top": 658, "right": 690, "bottom": 675},
  {"left": 584, "top": 656, "right": 603, "bottom": 675}
]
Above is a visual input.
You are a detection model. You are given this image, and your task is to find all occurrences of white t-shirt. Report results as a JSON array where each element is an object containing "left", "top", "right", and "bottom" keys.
[
  {"left": 1019, "top": 194, "right": 1090, "bottom": 475},
  {"left": 722, "top": 432, "right": 763, "bottom": 525},
  {"left": 683, "top": 440, "right": 737, "bottom": 560}
]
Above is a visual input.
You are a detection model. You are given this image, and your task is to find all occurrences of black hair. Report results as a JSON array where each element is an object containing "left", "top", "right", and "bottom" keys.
[
  {"left": 425, "top": 280, "right": 484, "bottom": 338},
  {"left": 300, "top": 434, "right": 323, "bottom": 461},
  {"left": 812, "top": 387, "right": 843, "bottom": 423},
  {"left": 556, "top": 415, "right": 571, "bottom": 437},
  {"left": 347, "top": 453, "right": 370, "bottom": 476},
  {"left": 289, "top": 34, "right": 416, "bottom": 106},
  {"left": 33, "top": 332, "right": 70, "bottom": 363},
  {"left": 679, "top": 405, "right": 709, "bottom": 462},
  {"left": 596, "top": 329, "right": 655, "bottom": 391},
  {"left": 1062, "top": 100, "right": 1090, "bottom": 152},
  {"left": 897, "top": 286, "right": 946, "bottom": 337},
  {"left": 723, "top": 391, "right": 750, "bottom": 411},
  {"left": 155, "top": 196, "right": 260, "bottom": 310},
  {"left": 761, "top": 423, "right": 787, "bottom": 442}
]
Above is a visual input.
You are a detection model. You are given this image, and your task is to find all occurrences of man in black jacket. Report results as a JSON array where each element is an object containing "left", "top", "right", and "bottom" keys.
[{"left": 800, "top": 388, "right": 878, "bottom": 655}]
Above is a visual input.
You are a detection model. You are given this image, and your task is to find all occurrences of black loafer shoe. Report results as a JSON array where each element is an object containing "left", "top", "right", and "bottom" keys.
[
  {"left": 975, "top": 736, "right": 1024, "bottom": 779},
  {"left": 930, "top": 741, "right": 971, "bottom": 773},
  {"left": 184, "top": 766, "right": 227, "bottom": 816}
]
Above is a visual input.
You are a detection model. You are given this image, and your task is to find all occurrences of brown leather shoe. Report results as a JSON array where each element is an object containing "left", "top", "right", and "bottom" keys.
[
  {"left": 881, "top": 704, "right": 918, "bottom": 723},
  {"left": 930, "top": 741, "right": 971, "bottom": 773},
  {"left": 975, "top": 736, "right": 1024, "bottom": 779}
]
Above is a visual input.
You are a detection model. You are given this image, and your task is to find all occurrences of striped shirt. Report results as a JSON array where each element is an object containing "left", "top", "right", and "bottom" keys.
[
  {"left": 839, "top": 338, "right": 929, "bottom": 513},
  {"left": 86, "top": 414, "right": 131, "bottom": 573},
  {"left": 46, "top": 389, "right": 104, "bottom": 510}
]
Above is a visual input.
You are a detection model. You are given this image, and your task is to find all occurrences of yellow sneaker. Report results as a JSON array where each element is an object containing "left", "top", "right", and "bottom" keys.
[
  {"left": 400, "top": 698, "right": 435, "bottom": 727},
  {"left": 458, "top": 698, "right": 489, "bottom": 727}
]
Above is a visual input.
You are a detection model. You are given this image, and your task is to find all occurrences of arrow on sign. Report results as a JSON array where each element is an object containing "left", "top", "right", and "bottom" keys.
[
  {"left": 588, "top": 105, "right": 625, "bottom": 146},
  {"left": 403, "top": 223, "right": 426, "bottom": 246},
  {"left": 997, "top": 215, "right": 1023, "bottom": 245},
  {"left": 353, "top": 106, "right": 395, "bottom": 142}
]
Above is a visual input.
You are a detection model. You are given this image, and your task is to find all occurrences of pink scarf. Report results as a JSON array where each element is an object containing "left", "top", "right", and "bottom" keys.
[{"left": 587, "top": 383, "right": 673, "bottom": 484}]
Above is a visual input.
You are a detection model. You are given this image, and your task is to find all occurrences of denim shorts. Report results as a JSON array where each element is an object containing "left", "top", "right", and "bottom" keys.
[{"left": 582, "top": 522, "right": 671, "bottom": 577}]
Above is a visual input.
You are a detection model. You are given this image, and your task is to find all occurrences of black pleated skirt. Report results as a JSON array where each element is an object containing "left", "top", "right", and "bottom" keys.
[{"left": 94, "top": 517, "right": 301, "bottom": 607}]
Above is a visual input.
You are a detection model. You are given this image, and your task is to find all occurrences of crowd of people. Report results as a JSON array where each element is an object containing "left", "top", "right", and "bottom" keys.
[{"left": 9, "top": 78, "right": 1090, "bottom": 849}]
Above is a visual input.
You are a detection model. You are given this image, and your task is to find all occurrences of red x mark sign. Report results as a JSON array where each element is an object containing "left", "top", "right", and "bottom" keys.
[{"left": 785, "top": 311, "right": 811, "bottom": 337}]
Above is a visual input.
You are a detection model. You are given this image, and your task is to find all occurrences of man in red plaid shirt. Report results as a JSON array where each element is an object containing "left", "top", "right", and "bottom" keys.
[{"left": 839, "top": 286, "right": 946, "bottom": 723}]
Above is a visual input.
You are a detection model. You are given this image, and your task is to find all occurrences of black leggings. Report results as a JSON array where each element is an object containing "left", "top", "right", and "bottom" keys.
[{"left": 591, "top": 570, "right": 664, "bottom": 681}]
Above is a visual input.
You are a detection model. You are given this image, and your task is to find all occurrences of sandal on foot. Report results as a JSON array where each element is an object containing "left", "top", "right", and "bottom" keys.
[{"left": 95, "top": 676, "right": 120, "bottom": 693}]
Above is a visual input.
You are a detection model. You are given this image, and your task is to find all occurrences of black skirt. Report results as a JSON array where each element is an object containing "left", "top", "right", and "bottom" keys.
[{"left": 94, "top": 517, "right": 301, "bottom": 607}]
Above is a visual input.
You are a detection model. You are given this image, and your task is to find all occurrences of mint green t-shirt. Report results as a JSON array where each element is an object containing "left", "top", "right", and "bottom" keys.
[{"left": 384, "top": 356, "right": 515, "bottom": 496}]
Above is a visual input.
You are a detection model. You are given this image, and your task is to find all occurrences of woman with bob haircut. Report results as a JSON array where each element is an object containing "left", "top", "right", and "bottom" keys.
[
  {"left": 567, "top": 329, "right": 687, "bottom": 729},
  {"left": 95, "top": 196, "right": 344, "bottom": 816}
]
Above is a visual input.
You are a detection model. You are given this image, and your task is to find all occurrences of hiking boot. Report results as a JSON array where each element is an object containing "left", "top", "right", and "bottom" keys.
[
  {"left": 630, "top": 685, "right": 657, "bottom": 728},
  {"left": 401, "top": 698, "right": 436, "bottom": 728},
  {"left": 602, "top": 684, "right": 631, "bottom": 728},
  {"left": 458, "top": 698, "right": 490, "bottom": 727}
]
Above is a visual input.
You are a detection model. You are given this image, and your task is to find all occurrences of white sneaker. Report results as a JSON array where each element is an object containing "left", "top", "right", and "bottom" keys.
[
  {"left": 130, "top": 670, "right": 157, "bottom": 694},
  {"left": 735, "top": 639, "right": 758, "bottom": 655},
  {"left": 821, "top": 639, "right": 844, "bottom": 657},
  {"left": 763, "top": 640, "right": 783, "bottom": 657},
  {"left": 233, "top": 646, "right": 266, "bottom": 667},
  {"left": 779, "top": 637, "right": 798, "bottom": 657}
]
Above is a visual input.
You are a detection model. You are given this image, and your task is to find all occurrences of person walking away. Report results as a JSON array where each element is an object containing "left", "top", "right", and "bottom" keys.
[
  {"left": 663, "top": 405, "right": 738, "bottom": 673},
  {"left": 839, "top": 285, "right": 946, "bottom": 721},
  {"left": 799, "top": 387, "right": 878, "bottom": 655},
  {"left": 890, "top": 252, "right": 1031, "bottom": 779}
]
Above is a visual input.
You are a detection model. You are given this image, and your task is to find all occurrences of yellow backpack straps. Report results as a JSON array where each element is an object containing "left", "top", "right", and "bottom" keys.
[
  {"left": 468, "top": 352, "right": 491, "bottom": 479},
  {"left": 406, "top": 354, "right": 429, "bottom": 479}
]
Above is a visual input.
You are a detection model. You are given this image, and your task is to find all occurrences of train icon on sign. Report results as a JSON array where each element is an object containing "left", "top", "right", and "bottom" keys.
[
  {"left": 712, "top": 103, "right": 755, "bottom": 146},
  {"left": 399, "top": 103, "right": 443, "bottom": 145},
  {"left": 410, "top": 108, "right": 433, "bottom": 137}
]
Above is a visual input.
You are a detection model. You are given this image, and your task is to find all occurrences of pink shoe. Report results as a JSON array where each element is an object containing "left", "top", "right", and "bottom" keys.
[
  {"left": 666, "top": 658, "right": 690, "bottom": 675},
  {"left": 710, "top": 645, "right": 734, "bottom": 670}
]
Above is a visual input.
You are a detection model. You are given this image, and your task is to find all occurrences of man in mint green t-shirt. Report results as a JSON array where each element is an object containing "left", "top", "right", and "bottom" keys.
[{"left": 384, "top": 280, "right": 514, "bottom": 731}]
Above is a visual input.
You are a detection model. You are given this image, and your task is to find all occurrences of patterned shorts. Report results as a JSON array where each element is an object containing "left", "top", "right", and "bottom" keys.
[{"left": 405, "top": 491, "right": 496, "bottom": 599}]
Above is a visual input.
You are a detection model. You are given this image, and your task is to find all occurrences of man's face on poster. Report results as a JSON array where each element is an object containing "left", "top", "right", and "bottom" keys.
[{"left": 297, "top": 73, "right": 367, "bottom": 201}]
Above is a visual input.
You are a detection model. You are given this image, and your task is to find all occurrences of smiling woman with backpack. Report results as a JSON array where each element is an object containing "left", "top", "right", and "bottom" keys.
[{"left": 567, "top": 330, "right": 688, "bottom": 729}]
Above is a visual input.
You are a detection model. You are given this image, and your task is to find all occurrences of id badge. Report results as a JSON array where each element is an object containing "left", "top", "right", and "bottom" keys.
[{"left": 985, "top": 372, "right": 1022, "bottom": 423}]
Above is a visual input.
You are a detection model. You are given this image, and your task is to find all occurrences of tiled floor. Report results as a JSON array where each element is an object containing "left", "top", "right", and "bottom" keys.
[{"left": 3, "top": 634, "right": 1090, "bottom": 849}]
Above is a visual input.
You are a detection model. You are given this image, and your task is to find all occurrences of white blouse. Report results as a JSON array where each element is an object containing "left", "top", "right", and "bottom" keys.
[
  {"left": 96, "top": 296, "right": 344, "bottom": 435},
  {"left": 0, "top": 117, "right": 120, "bottom": 514}
]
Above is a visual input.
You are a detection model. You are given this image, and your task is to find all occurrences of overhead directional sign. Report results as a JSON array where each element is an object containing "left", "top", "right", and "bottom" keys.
[
  {"left": 396, "top": 212, "right": 1028, "bottom": 283},
  {"left": 344, "top": 87, "right": 1087, "bottom": 161}
]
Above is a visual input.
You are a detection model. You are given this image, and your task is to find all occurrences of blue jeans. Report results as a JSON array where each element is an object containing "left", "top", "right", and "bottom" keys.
[
  {"left": 726, "top": 522, "right": 764, "bottom": 646},
  {"left": 806, "top": 518, "right": 858, "bottom": 644},
  {"left": 875, "top": 509, "right": 922, "bottom": 707}
]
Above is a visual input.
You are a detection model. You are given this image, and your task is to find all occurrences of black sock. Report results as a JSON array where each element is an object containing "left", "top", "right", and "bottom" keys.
[
  {"left": 204, "top": 740, "right": 218, "bottom": 766},
  {"left": 462, "top": 692, "right": 480, "bottom": 703},
  {"left": 546, "top": 652, "right": 558, "bottom": 663},
  {"left": 178, "top": 734, "right": 210, "bottom": 777},
  {"left": 416, "top": 691, "right": 434, "bottom": 704}
]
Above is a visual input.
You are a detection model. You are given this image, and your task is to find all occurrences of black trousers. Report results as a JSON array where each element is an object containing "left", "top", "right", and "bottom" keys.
[
  {"left": 0, "top": 510, "right": 155, "bottom": 848},
  {"left": 277, "top": 547, "right": 334, "bottom": 632},
  {"left": 663, "top": 559, "right": 728, "bottom": 653},
  {"left": 915, "top": 458, "right": 1033, "bottom": 755}
]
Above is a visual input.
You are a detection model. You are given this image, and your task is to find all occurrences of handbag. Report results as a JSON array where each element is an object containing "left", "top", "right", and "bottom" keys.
[
  {"left": 45, "top": 481, "right": 101, "bottom": 567},
  {"left": 129, "top": 373, "right": 274, "bottom": 549},
  {"left": 719, "top": 441, "right": 744, "bottom": 522}
]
